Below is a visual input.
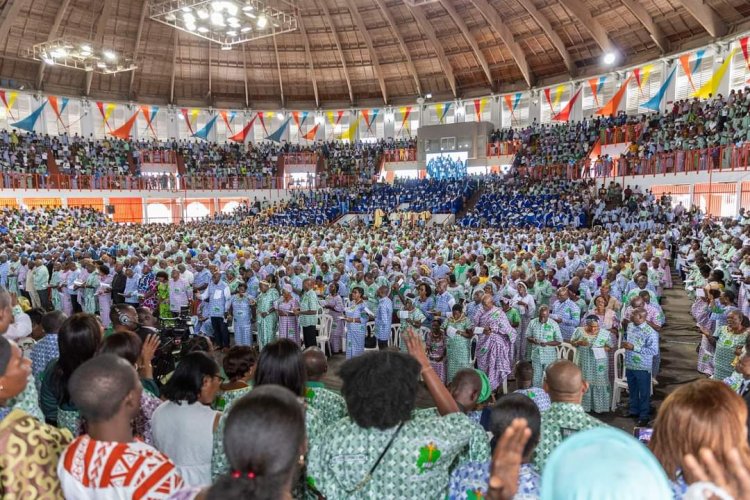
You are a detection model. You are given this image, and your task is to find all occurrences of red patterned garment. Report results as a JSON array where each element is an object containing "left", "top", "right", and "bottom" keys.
[{"left": 58, "top": 434, "right": 184, "bottom": 500}]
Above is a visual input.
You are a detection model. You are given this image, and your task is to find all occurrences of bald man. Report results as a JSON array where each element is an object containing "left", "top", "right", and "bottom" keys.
[
  {"left": 302, "top": 348, "right": 346, "bottom": 425},
  {"left": 532, "top": 360, "right": 605, "bottom": 471}
]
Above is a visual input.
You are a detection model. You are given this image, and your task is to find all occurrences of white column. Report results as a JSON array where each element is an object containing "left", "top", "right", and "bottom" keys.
[
  {"left": 570, "top": 83, "right": 583, "bottom": 122},
  {"left": 167, "top": 108, "right": 179, "bottom": 140},
  {"left": 736, "top": 182, "right": 742, "bottom": 216},
  {"left": 80, "top": 100, "right": 94, "bottom": 138},
  {"left": 664, "top": 60, "right": 678, "bottom": 111},
  {"left": 528, "top": 92, "right": 541, "bottom": 125},
  {"left": 489, "top": 96, "right": 501, "bottom": 127},
  {"left": 716, "top": 45, "right": 731, "bottom": 98},
  {"left": 383, "top": 107, "right": 395, "bottom": 138}
]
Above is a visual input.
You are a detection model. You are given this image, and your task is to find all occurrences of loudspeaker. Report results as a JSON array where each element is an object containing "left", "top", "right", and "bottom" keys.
[{"left": 106, "top": 205, "right": 115, "bottom": 214}]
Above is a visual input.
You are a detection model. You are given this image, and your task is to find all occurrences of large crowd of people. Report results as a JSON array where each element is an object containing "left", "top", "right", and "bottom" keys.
[
  {"left": 4, "top": 89, "right": 750, "bottom": 498},
  {"left": 0, "top": 170, "right": 749, "bottom": 498},
  {"left": 426, "top": 155, "right": 467, "bottom": 180}
]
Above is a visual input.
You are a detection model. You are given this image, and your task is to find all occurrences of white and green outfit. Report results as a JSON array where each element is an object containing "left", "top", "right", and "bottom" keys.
[{"left": 571, "top": 327, "right": 612, "bottom": 413}]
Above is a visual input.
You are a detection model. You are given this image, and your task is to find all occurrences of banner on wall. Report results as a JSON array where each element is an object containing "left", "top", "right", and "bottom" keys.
[
  {"left": 595, "top": 77, "right": 631, "bottom": 116},
  {"left": 193, "top": 115, "right": 218, "bottom": 141},
  {"left": 97, "top": 102, "right": 116, "bottom": 131},
  {"left": 140, "top": 106, "right": 159, "bottom": 138},
  {"left": 0, "top": 90, "right": 18, "bottom": 120},
  {"left": 633, "top": 65, "right": 654, "bottom": 96},
  {"left": 587, "top": 76, "right": 606, "bottom": 106},
  {"left": 220, "top": 110, "right": 233, "bottom": 134},
  {"left": 11, "top": 100, "right": 47, "bottom": 132},
  {"left": 48, "top": 96, "right": 70, "bottom": 130},
  {"left": 228, "top": 116, "right": 257, "bottom": 142},
  {"left": 362, "top": 109, "right": 379, "bottom": 133},
  {"left": 693, "top": 48, "right": 736, "bottom": 99},
  {"left": 503, "top": 93, "right": 522, "bottom": 120},
  {"left": 473, "top": 98, "right": 487, "bottom": 120},
  {"left": 678, "top": 49, "right": 705, "bottom": 91},
  {"left": 302, "top": 124, "right": 320, "bottom": 141},
  {"left": 257, "top": 112, "right": 268, "bottom": 135},
  {"left": 109, "top": 110, "right": 139, "bottom": 139},
  {"left": 435, "top": 102, "right": 452, "bottom": 124},
  {"left": 551, "top": 88, "right": 580, "bottom": 122},
  {"left": 265, "top": 117, "right": 291, "bottom": 143},
  {"left": 338, "top": 115, "right": 359, "bottom": 141},
  {"left": 642, "top": 67, "right": 676, "bottom": 111},
  {"left": 544, "top": 86, "right": 565, "bottom": 113},
  {"left": 398, "top": 106, "right": 412, "bottom": 136}
]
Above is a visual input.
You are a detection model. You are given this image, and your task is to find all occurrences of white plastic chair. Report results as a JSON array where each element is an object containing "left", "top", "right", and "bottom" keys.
[
  {"left": 611, "top": 348, "right": 628, "bottom": 412},
  {"left": 556, "top": 342, "right": 577, "bottom": 363},
  {"left": 364, "top": 321, "right": 379, "bottom": 352},
  {"left": 317, "top": 314, "right": 333, "bottom": 355},
  {"left": 389, "top": 324, "right": 400, "bottom": 348},
  {"left": 469, "top": 335, "right": 478, "bottom": 367}
]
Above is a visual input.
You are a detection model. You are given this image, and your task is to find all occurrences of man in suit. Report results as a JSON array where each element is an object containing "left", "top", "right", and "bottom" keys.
[{"left": 111, "top": 262, "right": 127, "bottom": 304}]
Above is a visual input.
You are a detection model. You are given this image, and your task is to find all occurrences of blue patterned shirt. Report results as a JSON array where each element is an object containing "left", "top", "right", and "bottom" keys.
[
  {"left": 448, "top": 461, "right": 540, "bottom": 499},
  {"left": 514, "top": 387, "right": 552, "bottom": 413},
  {"left": 624, "top": 323, "right": 659, "bottom": 372},
  {"left": 30, "top": 334, "right": 59, "bottom": 389},
  {"left": 375, "top": 296, "right": 393, "bottom": 341}
]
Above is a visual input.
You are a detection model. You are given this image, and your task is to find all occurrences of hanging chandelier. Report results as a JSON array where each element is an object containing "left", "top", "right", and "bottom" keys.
[
  {"left": 150, "top": 0, "right": 298, "bottom": 49},
  {"left": 27, "top": 38, "right": 136, "bottom": 74}
]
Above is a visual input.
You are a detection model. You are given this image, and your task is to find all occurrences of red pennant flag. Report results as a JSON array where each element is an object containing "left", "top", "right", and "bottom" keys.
[
  {"left": 543, "top": 89, "right": 553, "bottom": 112},
  {"left": 503, "top": 95, "right": 513, "bottom": 116},
  {"left": 741, "top": 37, "right": 750, "bottom": 72},
  {"left": 109, "top": 111, "right": 139, "bottom": 140},
  {"left": 335, "top": 110, "right": 344, "bottom": 125},
  {"left": 220, "top": 110, "right": 233, "bottom": 134},
  {"left": 552, "top": 88, "right": 581, "bottom": 122},
  {"left": 229, "top": 116, "right": 257, "bottom": 142},
  {"left": 302, "top": 124, "right": 320, "bottom": 141},
  {"left": 679, "top": 54, "right": 695, "bottom": 90},
  {"left": 180, "top": 108, "right": 194, "bottom": 134},
  {"left": 587, "top": 79, "right": 600, "bottom": 107},
  {"left": 140, "top": 106, "right": 157, "bottom": 137},
  {"left": 257, "top": 112, "right": 268, "bottom": 135},
  {"left": 595, "top": 77, "right": 631, "bottom": 116},
  {"left": 361, "top": 109, "right": 370, "bottom": 131},
  {"left": 292, "top": 111, "right": 301, "bottom": 130}
]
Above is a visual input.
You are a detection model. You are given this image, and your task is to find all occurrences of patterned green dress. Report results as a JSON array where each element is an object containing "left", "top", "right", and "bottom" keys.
[
  {"left": 712, "top": 326, "right": 749, "bottom": 381},
  {"left": 525, "top": 319, "right": 562, "bottom": 387},
  {"left": 256, "top": 288, "right": 280, "bottom": 350},
  {"left": 82, "top": 272, "right": 100, "bottom": 314},
  {"left": 399, "top": 308, "right": 426, "bottom": 352},
  {"left": 305, "top": 382, "right": 347, "bottom": 426},
  {"left": 570, "top": 327, "right": 612, "bottom": 413},
  {"left": 307, "top": 410, "right": 490, "bottom": 499},
  {"left": 445, "top": 314, "right": 474, "bottom": 383}
]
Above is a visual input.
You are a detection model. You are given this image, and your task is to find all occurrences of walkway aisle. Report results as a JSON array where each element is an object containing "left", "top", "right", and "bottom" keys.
[{"left": 652, "top": 278, "right": 704, "bottom": 404}]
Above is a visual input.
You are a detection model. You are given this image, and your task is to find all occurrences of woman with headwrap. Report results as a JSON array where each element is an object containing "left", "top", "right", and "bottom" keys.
[
  {"left": 511, "top": 282, "right": 536, "bottom": 363},
  {"left": 276, "top": 283, "right": 300, "bottom": 344},
  {"left": 571, "top": 315, "right": 613, "bottom": 413},
  {"left": 323, "top": 282, "right": 345, "bottom": 353},
  {"left": 255, "top": 277, "right": 279, "bottom": 350},
  {"left": 0, "top": 335, "right": 71, "bottom": 497}
]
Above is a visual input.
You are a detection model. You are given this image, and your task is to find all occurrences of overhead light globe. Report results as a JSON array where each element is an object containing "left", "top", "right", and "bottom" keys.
[
  {"left": 221, "top": 44, "right": 232, "bottom": 51},
  {"left": 165, "top": 13, "right": 177, "bottom": 21},
  {"left": 103, "top": 50, "right": 117, "bottom": 61},
  {"left": 197, "top": 9, "right": 210, "bottom": 19},
  {"left": 211, "top": 11, "right": 225, "bottom": 26},
  {"left": 198, "top": 26, "right": 210, "bottom": 33},
  {"left": 240, "top": 26, "right": 252, "bottom": 32},
  {"left": 603, "top": 52, "right": 617, "bottom": 65},
  {"left": 181, "top": 6, "right": 192, "bottom": 12},
  {"left": 257, "top": 14, "right": 267, "bottom": 28},
  {"left": 43, "top": 56, "right": 55, "bottom": 65}
]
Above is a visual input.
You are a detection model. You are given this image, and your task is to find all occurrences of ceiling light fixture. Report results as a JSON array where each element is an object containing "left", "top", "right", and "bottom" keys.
[
  {"left": 221, "top": 44, "right": 232, "bottom": 50},
  {"left": 27, "top": 37, "right": 136, "bottom": 74},
  {"left": 603, "top": 52, "right": 617, "bottom": 65},
  {"left": 150, "top": 0, "right": 297, "bottom": 46}
]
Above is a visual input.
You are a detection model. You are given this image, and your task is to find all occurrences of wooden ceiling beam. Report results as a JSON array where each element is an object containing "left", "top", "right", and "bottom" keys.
[
  {"left": 318, "top": 0, "right": 354, "bottom": 104},
  {"left": 347, "top": 0, "right": 388, "bottom": 104},
  {"left": 515, "top": 0, "right": 576, "bottom": 76},
  {"left": 402, "top": 1, "right": 457, "bottom": 97},
  {"left": 272, "top": 27, "right": 285, "bottom": 107},
  {"left": 128, "top": 0, "right": 150, "bottom": 97},
  {"left": 675, "top": 0, "right": 726, "bottom": 38},
  {"left": 619, "top": 0, "right": 668, "bottom": 53},
  {"left": 438, "top": 0, "right": 493, "bottom": 88},
  {"left": 35, "top": 0, "right": 72, "bottom": 89},
  {"left": 467, "top": 0, "right": 534, "bottom": 87},
  {"left": 296, "top": 10, "right": 320, "bottom": 107},
  {"left": 84, "top": 0, "right": 113, "bottom": 96},
  {"left": 0, "top": 0, "right": 28, "bottom": 50},
  {"left": 372, "top": 0, "right": 421, "bottom": 95},
  {"left": 557, "top": 0, "right": 616, "bottom": 54}
]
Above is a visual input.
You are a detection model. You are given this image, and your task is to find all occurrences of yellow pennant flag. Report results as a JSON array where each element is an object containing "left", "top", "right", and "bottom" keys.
[
  {"left": 693, "top": 48, "right": 737, "bottom": 99},
  {"left": 552, "top": 85, "right": 565, "bottom": 109},
  {"left": 326, "top": 111, "right": 335, "bottom": 126},
  {"left": 7, "top": 91, "right": 17, "bottom": 109},
  {"left": 641, "top": 65, "right": 654, "bottom": 88},
  {"left": 190, "top": 108, "right": 199, "bottom": 124},
  {"left": 339, "top": 116, "right": 359, "bottom": 141},
  {"left": 266, "top": 111, "right": 275, "bottom": 119},
  {"left": 435, "top": 103, "right": 445, "bottom": 123},
  {"left": 104, "top": 103, "right": 116, "bottom": 123}
]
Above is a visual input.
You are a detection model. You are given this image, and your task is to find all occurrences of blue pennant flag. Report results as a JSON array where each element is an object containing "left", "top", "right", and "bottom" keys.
[
  {"left": 60, "top": 97, "right": 69, "bottom": 115},
  {"left": 11, "top": 101, "right": 47, "bottom": 132},
  {"left": 642, "top": 67, "right": 676, "bottom": 112},
  {"left": 192, "top": 115, "right": 218, "bottom": 141},
  {"left": 265, "top": 117, "right": 291, "bottom": 143}
]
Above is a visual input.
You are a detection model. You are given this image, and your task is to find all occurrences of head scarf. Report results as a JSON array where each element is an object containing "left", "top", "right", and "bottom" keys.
[{"left": 541, "top": 427, "right": 672, "bottom": 500}]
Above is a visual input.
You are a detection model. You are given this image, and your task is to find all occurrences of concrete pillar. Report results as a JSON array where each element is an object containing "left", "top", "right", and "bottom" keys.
[
  {"left": 664, "top": 60, "right": 678, "bottom": 112},
  {"left": 715, "top": 45, "right": 731, "bottom": 98},
  {"left": 383, "top": 107, "right": 396, "bottom": 138},
  {"left": 570, "top": 83, "right": 583, "bottom": 122},
  {"left": 81, "top": 100, "right": 94, "bottom": 138},
  {"left": 528, "top": 92, "right": 541, "bottom": 125}
]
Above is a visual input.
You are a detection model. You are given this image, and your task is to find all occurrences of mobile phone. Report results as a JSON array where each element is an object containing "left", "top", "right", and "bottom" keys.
[{"left": 633, "top": 426, "right": 653, "bottom": 444}]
